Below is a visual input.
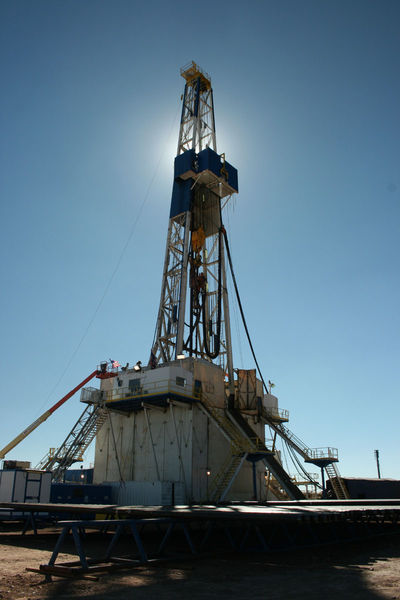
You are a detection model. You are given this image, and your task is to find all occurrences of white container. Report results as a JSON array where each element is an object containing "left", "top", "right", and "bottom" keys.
[{"left": 0, "top": 469, "right": 51, "bottom": 503}]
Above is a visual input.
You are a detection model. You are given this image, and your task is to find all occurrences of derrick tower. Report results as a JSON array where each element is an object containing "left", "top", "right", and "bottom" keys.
[
  {"left": 87, "top": 63, "right": 347, "bottom": 504},
  {"left": 151, "top": 62, "right": 237, "bottom": 385},
  {"left": 2, "top": 63, "right": 346, "bottom": 502}
]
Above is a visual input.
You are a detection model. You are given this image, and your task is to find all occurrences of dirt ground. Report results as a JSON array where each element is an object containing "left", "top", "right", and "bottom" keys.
[{"left": 0, "top": 524, "right": 399, "bottom": 600}]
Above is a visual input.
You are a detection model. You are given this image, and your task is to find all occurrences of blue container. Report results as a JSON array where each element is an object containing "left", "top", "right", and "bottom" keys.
[
  {"left": 197, "top": 148, "right": 238, "bottom": 193},
  {"left": 170, "top": 148, "right": 238, "bottom": 217},
  {"left": 197, "top": 147, "right": 221, "bottom": 176},
  {"left": 64, "top": 468, "right": 93, "bottom": 484},
  {"left": 170, "top": 179, "right": 192, "bottom": 218},
  {"left": 174, "top": 149, "right": 196, "bottom": 179},
  {"left": 224, "top": 160, "right": 238, "bottom": 192},
  {"left": 50, "top": 483, "right": 113, "bottom": 505}
]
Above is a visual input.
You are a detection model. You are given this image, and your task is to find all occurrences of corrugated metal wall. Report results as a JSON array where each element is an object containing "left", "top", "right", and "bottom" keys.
[{"left": 107, "top": 480, "right": 186, "bottom": 505}]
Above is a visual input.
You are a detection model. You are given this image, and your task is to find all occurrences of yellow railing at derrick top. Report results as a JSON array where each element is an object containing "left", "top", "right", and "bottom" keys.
[{"left": 180, "top": 61, "right": 211, "bottom": 90}]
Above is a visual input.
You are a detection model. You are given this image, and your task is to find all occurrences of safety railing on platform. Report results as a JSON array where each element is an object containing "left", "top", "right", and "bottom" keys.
[
  {"left": 180, "top": 61, "right": 211, "bottom": 86},
  {"left": 263, "top": 406, "right": 289, "bottom": 422},
  {"left": 273, "top": 423, "right": 338, "bottom": 463},
  {"left": 80, "top": 387, "right": 103, "bottom": 404},
  {"left": 105, "top": 378, "right": 196, "bottom": 404},
  {"left": 307, "top": 447, "right": 338, "bottom": 461}
]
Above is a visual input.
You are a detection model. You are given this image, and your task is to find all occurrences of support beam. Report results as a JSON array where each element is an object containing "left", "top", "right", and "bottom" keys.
[{"left": 143, "top": 407, "right": 161, "bottom": 481}]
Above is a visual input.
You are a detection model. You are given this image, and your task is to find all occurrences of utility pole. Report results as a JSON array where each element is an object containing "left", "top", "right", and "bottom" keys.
[{"left": 374, "top": 449, "right": 381, "bottom": 479}]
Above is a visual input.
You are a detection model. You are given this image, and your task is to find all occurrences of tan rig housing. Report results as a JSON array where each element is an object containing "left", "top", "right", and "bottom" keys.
[{"left": 91, "top": 358, "right": 274, "bottom": 505}]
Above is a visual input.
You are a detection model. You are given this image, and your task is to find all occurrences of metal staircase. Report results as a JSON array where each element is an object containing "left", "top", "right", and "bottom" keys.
[
  {"left": 261, "top": 409, "right": 341, "bottom": 494},
  {"left": 266, "top": 476, "right": 289, "bottom": 500},
  {"left": 198, "top": 394, "right": 304, "bottom": 501},
  {"left": 325, "top": 461, "right": 350, "bottom": 499},
  {"left": 262, "top": 412, "right": 314, "bottom": 461},
  {"left": 207, "top": 452, "right": 248, "bottom": 503},
  {"left": 197, "top": 395, "right": 262, "bottom": 502},
  {"left": 262, "top": 407, "right": 350, "bottom": 499},
  {"left": 36, "top": 404, "right": 108, "bottom": 482},
  {"left": 198, "top": 395, "right": 265, "bottom": 454},
  {"left": 228, "top": 407, "right": 305, "bottom": 500}
]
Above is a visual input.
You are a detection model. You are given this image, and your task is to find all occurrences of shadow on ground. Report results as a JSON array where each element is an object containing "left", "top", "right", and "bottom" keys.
[{"left": 32, "top": 532, "right": 400, "bottom": 600}]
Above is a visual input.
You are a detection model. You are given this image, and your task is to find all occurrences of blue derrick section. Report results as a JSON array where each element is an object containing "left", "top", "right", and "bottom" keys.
[
  {"left": 174, "top": 148, "right": 196, "bottom": 179},
  {"left": 170, "top": 148, "right": 238, "bottom": 219},
  {"left": 170, "top": 179, "right": 193, "bottom": 218}
]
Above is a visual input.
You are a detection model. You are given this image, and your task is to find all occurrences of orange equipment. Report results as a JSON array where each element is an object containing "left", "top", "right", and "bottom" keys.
[{"left": 0, "top": 363, "right": 117, "bottom": 460}]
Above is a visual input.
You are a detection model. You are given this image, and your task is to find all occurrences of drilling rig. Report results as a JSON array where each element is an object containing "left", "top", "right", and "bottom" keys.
[{"left": 83, "top": 63, "right": 347, "bottom": 504}]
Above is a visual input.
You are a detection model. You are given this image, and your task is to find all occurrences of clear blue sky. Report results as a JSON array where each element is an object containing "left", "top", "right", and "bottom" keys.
[{"left": 0, "top": 0, "right": 399, "bottom": 481}]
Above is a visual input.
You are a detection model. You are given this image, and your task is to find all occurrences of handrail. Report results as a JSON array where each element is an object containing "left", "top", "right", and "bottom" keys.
[
  {"left": 105, "top": 378, "right": 196, "bottom": 403},
  {"left": 80, "top": 387, "right": 102, "bottom": 404},
  {"left": 263, "top": 406, "right": 289, "bottom": 421},
  {"left": 307, "top": 447, "right": 338, "bottom": 460},
  {"left": 200, "top": 392, "right": 269, "bottom": 454},
  {"left": 207, "top": 452, "right": 234, "bottom": 496},
  {"left": 267, "top": 422, "right": 338, "bottom": 463},
  {"left": 180, "top": 61, "right": 211, "bottom": 85},
  {"left": 278, "top": 424, "right": 313, "bottom": 457}
]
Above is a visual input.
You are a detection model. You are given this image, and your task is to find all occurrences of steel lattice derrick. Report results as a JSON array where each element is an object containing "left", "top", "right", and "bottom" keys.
[
  {"left": 177, "top": 62, "right": 216, "bottom": 155},
  {"left": 150, "top": 63, "right": 236, "bottom": 390},
  {"left": 152, "top": 213, "right": 190, "bottom": 363},
  {"left": 178, "top": 86, "right": 215, "bottom": 154}
]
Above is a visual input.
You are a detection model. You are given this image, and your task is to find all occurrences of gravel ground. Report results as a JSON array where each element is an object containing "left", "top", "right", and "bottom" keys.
[{"left": 0, "top": 524, "right": 399, "bottom": 600}]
